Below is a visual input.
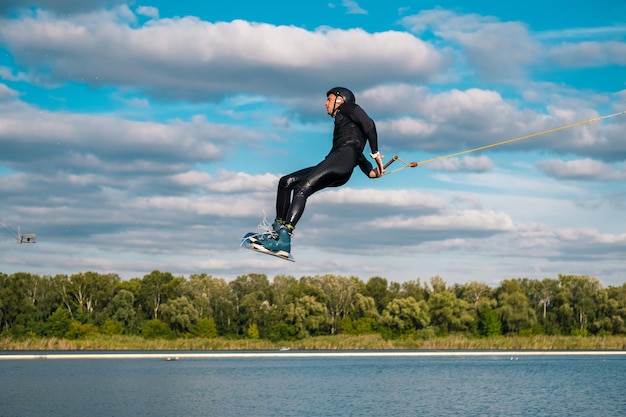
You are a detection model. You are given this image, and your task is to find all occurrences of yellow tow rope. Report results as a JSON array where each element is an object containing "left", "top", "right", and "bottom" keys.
[{"left": 383, "top": 110, "right": 626, "bottom": 175}]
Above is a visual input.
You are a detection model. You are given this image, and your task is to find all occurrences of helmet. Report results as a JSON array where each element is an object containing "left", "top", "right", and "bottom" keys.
[{"left": 326, "top": 87, "right": 355, "bottom": 103}]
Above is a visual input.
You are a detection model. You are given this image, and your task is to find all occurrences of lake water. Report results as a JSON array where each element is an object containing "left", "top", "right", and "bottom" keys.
[{"left": 1, "top": 352, "right": 625, "bottom": 417}]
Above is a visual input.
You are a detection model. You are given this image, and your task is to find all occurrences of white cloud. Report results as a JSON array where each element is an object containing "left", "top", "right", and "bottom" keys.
[
  {"left": 0, "top": 8, "right": 444, "bottom": 100},
  {"left": 0, "top": 99, "right": 264, "bottom": 174},
  {"left": 373, "top": 209, "right": 515, "bottom": 232},
  {"left": 172, "top": 170, "right": 279, "bottom": 192},
  {"left": 0, "top": 0, "right": 127, "bottom": 15},
  {"left": 342, "top": 0, "right": 367, "bottom": 15},
  {"left": 136, "top": 6, "right": 159, "bottom": 19},
  {"left": 401, "top": 9, "right": 540, "bottom": 81},
  {"left": 430, "top": 156, "right": 494, "bottom": 172},
  {"left": 361, "top": 83, "right": 625, "bottom": 163},
  {"left": 319, "top": 187, "right": 444, "bottom": 209},
  {"left": 537, "top": 25, "right": 626, "bottom": 40},
  {"left": 0, "top": 82, "right": 19, "bottom": 100},
  {"left": 548, "top": 41, "right": 626, "bottom": 68},
  {"left": 536, "top": 158, "right": 625, "bottom": 181}
]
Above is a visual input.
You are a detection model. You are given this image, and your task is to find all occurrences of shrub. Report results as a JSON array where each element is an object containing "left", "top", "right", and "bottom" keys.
[
  {"left": 142, "top": 319, "right": 176, "bottom": 340},
  {"left": 65, "top": 321, "right": 98, "bottom": 339},
  {"left": 194, "top": 318, "right": 218, "bottom": 338}
]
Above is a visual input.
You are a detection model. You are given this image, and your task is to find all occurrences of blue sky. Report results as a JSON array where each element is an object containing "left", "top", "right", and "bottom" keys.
[{"left": 0, "top": 0, "right": 625, "bottom": 287}]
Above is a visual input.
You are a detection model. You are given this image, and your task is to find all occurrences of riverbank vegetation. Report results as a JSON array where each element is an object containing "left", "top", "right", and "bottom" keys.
[
  {"left": 1, "top": 271, "right": 625, "bottom": 350},
  {"left": 2, "top": 334, "right": 625, "bottom": 351}
]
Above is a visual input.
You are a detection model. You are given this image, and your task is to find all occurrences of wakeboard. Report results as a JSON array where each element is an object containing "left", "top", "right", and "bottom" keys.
[{"left": 241, "top": 232, "right": 295, "bottom": 262}]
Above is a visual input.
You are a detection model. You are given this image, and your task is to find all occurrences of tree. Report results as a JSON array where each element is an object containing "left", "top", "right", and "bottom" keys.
[
  {"left": 186, "top": 274, "right": 227, "bottom": 318},
  {"left": 381, "top": 296, "right": 430, "bottom": 337},
  {"left": 365, "top": 276, "right": 391, "bottom": 313},
  {"left": 305, "top": 274, "right": 358, "bottom": 335},
  {"left": 428, "top": 290, "right": 474, "bottom": 335},
  {"left": 160, "top": 296, "right": 199, "bottom": 334},
  {"left": 266, "top": 275, "right": 301, "bottom": 340},
  {"left": 518, "top": 278, "right": 558, "bottom": 322},
  {"left": 285, "top": 295, "right": 328, "bottom": 338},
  {"left": 0, "top": 273, "right": 47, "bottom": 334},
  {"left": 400, "top": 279, "right": 428, "bottom": 302},
  {"left": 271, "top": 275, "right": 301, "bottom": 307},
  {"left": 1, "top": 268, "right": 625, "bottom": 340},
  {"left": 230, "top": 274, "right": 272, "bottom": 337},
  {"left": 456, "top": 281, "right": 495, "bottom": 311},
  {"left": 341, "top": 293, "right": 380, "bottom": 335},
  {"left": 352, "top": 293, "right": 379, "bottom": 319},
  {"left": 568, "top": 275, "right": 603, "bottom": 334},
  {"left": 549, "top": 275, "right": 604, "bottom": 335},
  {"left": 185, "top": 274, "right": 236, "bottom": 336},
  {"left": 44, "top": 307, "right": 72, "bottom": 338},
  {"left": 64, "top": 272, "right": 119, "bottom": 322},
  {"left": 497, "top": 291, "right": 537, "bottom": 334},
  {"left": 140, "top": 270, "right": 182, "bottom": 320},
  {"left": 429, "top": 275, "right": 447, "bottom": 294},
  {"left": 603, "top": 283, "right": 626, "bottom": 335},
  {"left": 478, "top": 306, "right": 502, "bottom": 337},
  {"left": 107, "top": 289, "right": 136, "bottom": 332},
  {"left": 194, "top": 318, "right": 218, "bottom": 338}
]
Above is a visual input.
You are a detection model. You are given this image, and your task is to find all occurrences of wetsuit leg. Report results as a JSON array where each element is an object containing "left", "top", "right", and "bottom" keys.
[
  {"left": 275, "top": 167, "right": 314, "bottom": 221},
  {"left": 285, "top": 149, "right": 357, "bottom": 227}
]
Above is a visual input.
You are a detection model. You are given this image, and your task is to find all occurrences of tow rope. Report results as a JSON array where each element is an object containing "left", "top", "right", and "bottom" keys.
[{"left": 383, "top": 110, "right": 626, "bottom": 175}]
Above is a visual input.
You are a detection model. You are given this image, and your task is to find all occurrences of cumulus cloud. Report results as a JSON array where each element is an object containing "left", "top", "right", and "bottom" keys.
[
  {"left": 0, "top": 7, "right": 444, "bottom": 101},
  {"left": 536, "top": 158, "right": 625, "bottom": 181},
  {"left": 430, "top": 156, "right": 494, "bottom": 172},
  {"left": 0, "top": 83, "right": 19, "bottom": 100},
  {"left": 0, "top": 0, "right": 127, "bottom": 15},
  {"left": 401, "top": 9, "right": 540, "bottom": 81},
  {"left": 381, "top": 209, "right": 515, "bottom": 232},
  {"left": 516, "top": 223, "right": 626, "bottom": 261},
  {"left": 0, "top": 97, "right": 264, "bottom": 176},
  {"left": 370, "top": 86, "right": 526, "bottom": 152},
  {"left": 537, "top": 24, "right": 626, "bottom": 69},
  {"left": 136, "top": 6, "right": 159, "bottom": 19},
  {"left": 548, "top": 41, "right": 626, "bottom": 68},
  {"left": 171, "top": 169, "right": 279, "bottom": 193},
  {"left": 361, "top": 83, "right": 625, "bottom": 163},
  {"left": 319, "top": 187, "right": 444, "bottom": 210}
]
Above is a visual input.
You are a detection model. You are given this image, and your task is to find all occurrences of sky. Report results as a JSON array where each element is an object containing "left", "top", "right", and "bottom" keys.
[{"left": 0, "top": 0, "right": 625, "bottom": 287}]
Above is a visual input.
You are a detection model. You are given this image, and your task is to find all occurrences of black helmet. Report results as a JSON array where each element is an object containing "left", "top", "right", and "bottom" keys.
[{"left": 326, "top": 87, "right": 355, "bottom": 103}]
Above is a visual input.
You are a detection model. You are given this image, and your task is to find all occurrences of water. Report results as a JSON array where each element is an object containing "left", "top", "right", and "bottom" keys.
[{"left": 1, "top": 352, "right": 625, "bottom": 417}]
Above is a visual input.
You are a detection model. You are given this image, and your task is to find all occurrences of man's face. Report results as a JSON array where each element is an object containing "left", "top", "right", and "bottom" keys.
[{"left": 325, "top": 93, "right": 343, "bottom": 116}]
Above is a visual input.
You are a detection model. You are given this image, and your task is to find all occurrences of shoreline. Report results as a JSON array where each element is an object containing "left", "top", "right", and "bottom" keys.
[{"left": 2, "top": 350, "right": 626, "bottom": 360}]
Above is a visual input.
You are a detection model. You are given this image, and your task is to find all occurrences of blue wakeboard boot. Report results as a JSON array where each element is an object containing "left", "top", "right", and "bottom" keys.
[
  {"left": 256, "top": 224, "right": 292, "bottom": 257},
  {"left": 249, "top": 219, "right": 284, "bottom": 243}
]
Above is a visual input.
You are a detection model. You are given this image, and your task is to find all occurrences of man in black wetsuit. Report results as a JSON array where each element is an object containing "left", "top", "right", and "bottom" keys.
[{"left": 252, "top": 87, "right": 384, "bottom": 257}]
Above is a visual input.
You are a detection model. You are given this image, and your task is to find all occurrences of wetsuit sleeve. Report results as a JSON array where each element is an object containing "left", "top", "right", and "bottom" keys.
[
  {"left": 356, "top": 153, "right": 374, "bottom": 176},
  {"left": 343, "top": 103, "right": 379, "bottom": 154}
]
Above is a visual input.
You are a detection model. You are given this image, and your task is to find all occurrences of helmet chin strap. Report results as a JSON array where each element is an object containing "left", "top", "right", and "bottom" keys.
[{"left": 331, "top": 96, "right": 343, "bottom": 117}]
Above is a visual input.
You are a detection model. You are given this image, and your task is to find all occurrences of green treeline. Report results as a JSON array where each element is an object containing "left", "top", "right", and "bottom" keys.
[{"left": 1, "top": 271, "right": 625, "bottom": 341}]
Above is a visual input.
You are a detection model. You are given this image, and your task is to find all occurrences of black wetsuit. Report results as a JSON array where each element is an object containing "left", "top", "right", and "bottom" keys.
[{"left": 276, "top": 102, "right": 379, "bottom": 227}]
